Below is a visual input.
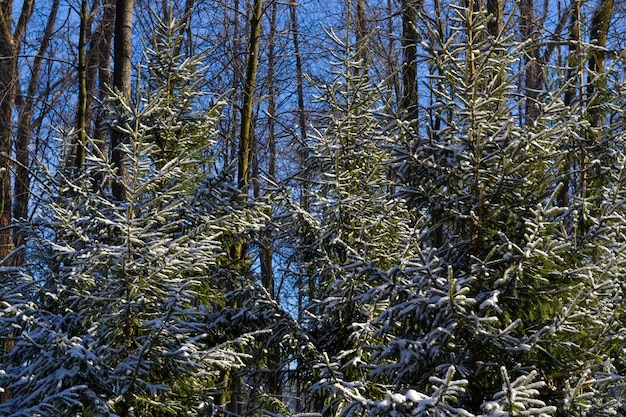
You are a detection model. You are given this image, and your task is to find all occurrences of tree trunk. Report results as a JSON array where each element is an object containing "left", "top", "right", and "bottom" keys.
[
  {"left": 0, "top": 0, "right": 17, "bottom": 275},
  {"left": 486, "top": 0, "right": 502, "bottom": 37},
  {"left": 288, "top": 6, "right": 309, "bottom": 407},
  {"left": 558, "top": 1, "right": 581, "bottom": 209},
  {"left": 111, "top": 0, "right": 134, "bottom": 202},
  {"left": 75, "top": 0, "right": 89, "bottom": 170},
  {"left": 262, "top": 0, "right": 277, "bottom": 300},
  {"left": 587, "top": 0, "right": 614, "bottom": 130},
  {"left": 0, "top": 0, "right": 35, "bottom": 263},
  {"left": 225, "top": 0, "right": 242, "bottom": 168},
  {"left": 289, "top": 0, "right": 307, "bottom": 150},
  {"left": 0, "top": 0, "right": 34, "bottom": 404},
  {"left": 519, "top": 0, "right": 545, "bottom": 123},
  {"left": 355, "top": 0, "right": 368, "bottom": 68},
  {"left": 220, "top": 0, "right": 265, "bottom": 412},
  {"left": 400, "top": 0, "right": 421, "bottom": 120},
  {"left": 92, "top": 0, "right": 115, "bottom": 192},
  {"left": 387, "top": 0, "right": 400, "bottom": 108},
  {"left": 262, "top": 0, "right": 282, "bottom": 399},
  {"left": 237, "top": 0, "right": 263, "bottom": 194},
  {"left": 112, "top": 3, "right": 134, "bottom": 415},
  {"left": 13, "top": 0, "right": 60, "bottom": 266}
]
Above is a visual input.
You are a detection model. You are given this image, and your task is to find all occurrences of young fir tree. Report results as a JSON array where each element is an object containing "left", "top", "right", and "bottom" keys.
[
  {"left": 380, "top": 1, "right": 626, "bottom": 415},
  {"left": 0, "top": 12, "right": 268, "bottom": 416},
  {"left": 286, "top": 30, "right": 419, "bottom": 416}
]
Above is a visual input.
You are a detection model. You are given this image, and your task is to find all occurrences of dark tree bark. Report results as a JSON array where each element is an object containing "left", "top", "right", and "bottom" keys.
[
  {"left": 13, "top": 0, "right": 60, "bottom": 266},
  {"left": 111, "top": 0, "right": 134, "bottom": 202},
  {"left": 386, "top": 0, "right": 400, "bottom": 107},
  {"left": 587, "top": 0, "right": 614, "bottom": 130},
  {"left": 75, "top": 0, "right": 90, "bottom": 170},
  {"left": 355, "top": 0, "right": 368, "bottom": 68},
  {"left": 519, "top": 0, "right": 545, "bottom": 123},
  {"left": 289, "top": 0, "right": 309, "bottom": 374},
  {"left": 0, "top": 0, "right": 34, "bottom": 262},
  {"left": 219, "top": 0, "right": 265, "bottom": 411},
  {"left": 557, "top": 1, "right": 581, "bottom": 209},
  {"left": 486, "top": 0, "right": 502, "bottom": 37},
  {"left": 400, "top": 0, "right": 421, "bottom": 119},
  {"left": 0, "top": 0, "right": 34, "bottom": 404},
  {"left": 261, "top": 0, "right": 278, "bottom": 300},
  {"left": 237, "top": 0, "right": 263, "bottom": 194},
  {"left": 226, "top": 0, "right": 242, "bottom": 168},
  {"left": 0, "top": 0, "right": 34, "bottom": 269},
  {"left": 111, "top": 4, "right": 135, "bottom": 415},
  {"left": 92, "top": 0, "right": 115, "bottom": 192}
]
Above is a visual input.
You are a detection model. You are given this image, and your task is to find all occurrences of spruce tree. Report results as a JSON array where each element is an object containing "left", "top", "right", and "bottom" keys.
[
  {"left": 287, "top": 30, "right": 419, "bottom": 415},
  {"left": 0, "top": 12, "right": 263, "bottom": 416},
  {"left": 384, "top": 1, "right": 626, "bottom": 414}
]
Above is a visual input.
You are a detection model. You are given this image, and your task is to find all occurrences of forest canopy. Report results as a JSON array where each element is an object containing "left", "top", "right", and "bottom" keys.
[{"left": 1, "top": 0, "right": 626, "bottom": 416}]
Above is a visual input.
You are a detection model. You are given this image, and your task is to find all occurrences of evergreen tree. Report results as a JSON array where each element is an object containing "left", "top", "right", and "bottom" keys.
[
  {"left": 384, "top": 1, "right": 626, "bottom": 414},
  {"left": 0, "top": 12, "right": 262, "bottom": 416},
  {"left": 287, "top": 30, "right": 418, "bottom": 415}
]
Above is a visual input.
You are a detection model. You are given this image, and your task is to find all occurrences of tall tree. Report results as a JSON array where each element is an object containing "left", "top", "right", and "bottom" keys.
[
  {"left": 290, "top": 32, "right": 415, "bottom": 415},
  {"left": 0, "top": 0, "right": 34, "bottom": 267},
  {"left": 289, "top": 0, "right": 309, "bottom": 215},
  {"left": 390, "top": 1, "right": 626, "bottom": 413},
  {"left": 0, "top": 14, "right": 258, "bottom": 415},
  {"left": 355, "top": 0, "right": 368, "bottom": 68},
  {"left": 0, "top": 0, "right": 34, "bottom": 404},
  {"left": 519, "top": 0, "right": 545, "bottom": 122},
  {"left": 587, "top": 0, "right": 614, "bottom": 130},
  {"left": 90, "top": 0, "right": 116, "bottom": 191},
  {"left": 13, "top": 0, "right": 60, "bottom": 266},
  {"left": 111, "top": 0, "right": 135, "bottom": 201},
  {"left": 237, "top": 0, "right": 264, "bottom": 195},
  {"left": 221, "top": 0, "right": 265, "bottom": 410},
  {"left": 399, "top": 0, "right": 422, "bottom": 118},
  {"left": 74, "top": 0, "right": 90, "bottom": 171}
]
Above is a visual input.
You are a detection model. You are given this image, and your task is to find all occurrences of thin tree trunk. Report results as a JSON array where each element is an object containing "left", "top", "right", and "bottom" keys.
[
  {"left": 0, "top": 0, "right": 33, "bottom": 266},
  {"left": 290, "top": 0, "right": 306, "bottom": 144},
  {"left": 0, "top": 0, "right": 34, "bottom": 404},
  {"left": 218, "top": 0, "right": 241, "bottom": 395},
  {"left": 519, "top": 0, "right": 545, "bottom": 123},
  {"left": 92, "top": 0, "right": 115, "bottom": 192},
  {"left": 558, "top": 1, "right": 581, "bottom": 209},
  {"left": 261, "top": 0, "right": 282, "bottom": 399},
  {"left": 288, "top": 2, "right": 309, "bottom": 407},
  {"left": 13, "top": 0, "right": 60, "bottom": 266},
  {"left": 579, "top": 0, "right": 613, "bottom": 236},
  {"left": 587, "top": 0, "right": 614, "bottom": 130},
  {"left": 226, "top": 0, "right": 242, "bottom": 168},
  {"left": 261, "top": 0, "right": 277, "bottom": 299},
  {"left": 112, "top": 3, "right": 134, "bottom": 415},
  {"left": 387, "top": 0, "right": 400, "bottom": 108},
  {"left": 220, "top": 0, "right": 265, "bottom": 412},
  {"left": 289, "top": 0, "right": 308, "bottom": 210},
  {"left": 400, "top": 0, "right": 421, "bottom": 120},
  {"left": 486, "top": 0, "right": 502, "bottom": 37},
  {"left": 111, "top": 0, "right": 134, "bottom": 202},
  {"left": 75, "top": 0, "right": 89, "bottom": 170},
  {"left": 237, "top": 0, "right": 263, "bottom": 194},
  {"left": 355, "top": 0, "right": 368, "bottom": 68},
  {"left": 429, "top": 0, "right": 445, "bottom": 247},
  {"left": 0, "top": 0, "right": 17, "bottom": 274}
]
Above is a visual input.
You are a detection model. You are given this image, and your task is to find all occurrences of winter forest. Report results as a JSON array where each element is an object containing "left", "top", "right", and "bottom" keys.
[{"left": 1, "top": 0, "right": 626, "bottom": 415}]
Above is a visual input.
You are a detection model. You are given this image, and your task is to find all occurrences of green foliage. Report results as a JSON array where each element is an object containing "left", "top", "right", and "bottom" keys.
[
  {"left": 0, "top": 11, "right": 266, "bottom": 417},
  {"left": 4, "top": 2, "right": 626, "bottom": 417},
  {"left": 287, "top": 30, "right": 420, "bottom": 416}
]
